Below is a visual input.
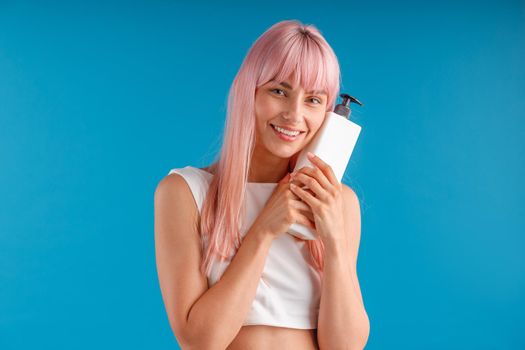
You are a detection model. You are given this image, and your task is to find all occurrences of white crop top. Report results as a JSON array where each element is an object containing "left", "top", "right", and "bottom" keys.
[{"left": 167, "top": 166, "right": 322, "bottom": 329}]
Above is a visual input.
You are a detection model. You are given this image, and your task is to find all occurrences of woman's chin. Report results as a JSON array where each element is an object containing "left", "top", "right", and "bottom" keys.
[{"left": 270, "top": 146, "right": 302, "bottom": 159}]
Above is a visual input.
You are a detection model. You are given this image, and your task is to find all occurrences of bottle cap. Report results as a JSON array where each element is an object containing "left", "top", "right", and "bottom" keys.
[{"left": 334, "top": 93, "right": 363, "bottom": 119}]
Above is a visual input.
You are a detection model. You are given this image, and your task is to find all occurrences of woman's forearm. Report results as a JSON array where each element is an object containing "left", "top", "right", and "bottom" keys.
[
  {"left": 185, "top": 225, "right": 274, "bottom": 350},
  {"left": 317, "top": 241, "right": 370, "bottom": 350}
]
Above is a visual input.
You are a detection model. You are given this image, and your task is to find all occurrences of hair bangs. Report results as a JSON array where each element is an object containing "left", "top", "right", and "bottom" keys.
[{"left": 258, "top": 31, "right": 336, "bottom": 108}]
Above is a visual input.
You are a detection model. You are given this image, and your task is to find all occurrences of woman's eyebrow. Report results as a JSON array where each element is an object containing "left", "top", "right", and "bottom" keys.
[{"left": 274, "top": 81, "right": 327, "bottom": 95}]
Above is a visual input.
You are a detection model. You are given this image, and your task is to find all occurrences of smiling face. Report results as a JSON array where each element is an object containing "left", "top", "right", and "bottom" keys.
[{"left": 253, "top": 74, "right": 328, "bottom": 162}]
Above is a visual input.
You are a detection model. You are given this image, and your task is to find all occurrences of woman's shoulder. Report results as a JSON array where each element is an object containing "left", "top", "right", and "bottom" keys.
[
  {"left": 156, "top": 165, "right": 214, "bottom": 213},
  {"left": 155, "top": 171, "right": 194, "bottom": 207},
  {"left": 165, "top": 165, "right": 213, "bottom": 182},
  {"left": 154, "top": 172, "right": 201, "bottom": 229}
]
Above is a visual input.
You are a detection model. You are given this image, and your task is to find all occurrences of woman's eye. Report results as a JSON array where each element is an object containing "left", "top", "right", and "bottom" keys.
[{"left": 270, "top": 89, "right": 322, "bottom": 105}]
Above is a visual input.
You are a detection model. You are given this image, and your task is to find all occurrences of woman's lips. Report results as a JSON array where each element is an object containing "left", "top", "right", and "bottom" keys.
[{"left": 270, "top": 124, "right": 305, "bottom": 142}]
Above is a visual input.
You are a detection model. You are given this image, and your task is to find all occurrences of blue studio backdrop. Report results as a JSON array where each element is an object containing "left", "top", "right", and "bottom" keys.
[{"left": 1, "top": 1, "right": 523, "bottom": 349}]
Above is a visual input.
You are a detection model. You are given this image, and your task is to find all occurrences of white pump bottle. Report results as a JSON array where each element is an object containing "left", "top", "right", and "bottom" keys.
[{"left": 287, "top": 93, "right": 363, "bottom": 240}]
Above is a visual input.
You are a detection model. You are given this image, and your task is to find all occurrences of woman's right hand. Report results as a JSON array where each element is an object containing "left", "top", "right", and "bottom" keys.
[{"left": 252, "top": 172, "right": 316, "bottom": 240}]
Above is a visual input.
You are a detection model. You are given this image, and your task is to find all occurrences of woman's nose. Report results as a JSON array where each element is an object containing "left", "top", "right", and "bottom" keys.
[{"left": 284, "top": 98, "right": 304, "bottom": 121}]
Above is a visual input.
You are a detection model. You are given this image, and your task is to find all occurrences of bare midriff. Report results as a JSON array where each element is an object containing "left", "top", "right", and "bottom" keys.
[{"left": 226, "top": 325, "right": 319, "bottom": 350}]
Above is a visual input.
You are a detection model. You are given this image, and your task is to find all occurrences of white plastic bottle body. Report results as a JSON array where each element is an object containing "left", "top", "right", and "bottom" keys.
[{"left": 287, "top": 111, "right": 361, "bottom": 240}]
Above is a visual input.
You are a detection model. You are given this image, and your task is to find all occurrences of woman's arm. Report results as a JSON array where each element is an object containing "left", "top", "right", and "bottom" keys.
[
  {"left": 317, "top": 185, "right": 370, "bottom": 350},
  {"left": 185, "top": 224, "right": 273, "bottom": 349},
  {"left": 155, "top": 174, "right": 274, "bottom": 350}
]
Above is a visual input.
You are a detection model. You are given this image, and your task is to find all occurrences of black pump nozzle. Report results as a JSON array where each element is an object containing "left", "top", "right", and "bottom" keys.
[{"left": 334, "top": 93, "right": 363, "bottom": 119}]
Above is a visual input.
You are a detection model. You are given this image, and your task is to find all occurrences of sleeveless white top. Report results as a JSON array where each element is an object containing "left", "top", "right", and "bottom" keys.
[{"left": 167, "top": 166, "right": 322, "bottom": 329}]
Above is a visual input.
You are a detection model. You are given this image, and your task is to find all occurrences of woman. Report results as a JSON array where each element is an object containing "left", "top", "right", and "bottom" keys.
[{"left": 154, "top": 20, "right": 369, "bottom": 349}]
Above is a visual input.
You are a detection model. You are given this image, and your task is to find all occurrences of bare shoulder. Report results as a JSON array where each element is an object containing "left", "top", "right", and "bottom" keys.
[
  {"left": 155, "top": 173, "right": 198, "bottom": 219},
  {"left": 155, "top": 172, "right": 189, "bottom": 199}
]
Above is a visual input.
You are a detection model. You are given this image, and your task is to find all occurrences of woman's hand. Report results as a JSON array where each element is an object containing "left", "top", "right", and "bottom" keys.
[
  {"left": 289, "top": 152, "right": 346, "bottom": 245},
  {"left": 252, "top": 172, "right": 316, "bottom": 240}
]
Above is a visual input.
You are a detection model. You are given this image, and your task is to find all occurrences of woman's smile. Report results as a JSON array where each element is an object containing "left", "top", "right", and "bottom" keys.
[{"left": 270, "top": 123, "right": 306, "bottom": 142}]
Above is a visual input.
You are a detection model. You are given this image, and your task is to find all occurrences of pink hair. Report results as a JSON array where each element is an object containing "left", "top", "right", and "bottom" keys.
[{"left": 199, "top": 20, "right": 341, "bottom": 280}]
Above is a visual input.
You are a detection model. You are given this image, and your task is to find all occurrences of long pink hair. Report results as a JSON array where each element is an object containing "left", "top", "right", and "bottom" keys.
[{"left": 199, "top": 20, "right": 341, "bottom": 280}]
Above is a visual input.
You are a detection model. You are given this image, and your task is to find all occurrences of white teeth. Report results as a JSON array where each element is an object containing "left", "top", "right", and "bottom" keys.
[{"left": 273, "top": 125, "right": 300, "bottom": 136}]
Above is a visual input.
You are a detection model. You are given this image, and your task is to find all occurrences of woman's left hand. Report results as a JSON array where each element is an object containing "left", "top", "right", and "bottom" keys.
[{"left": 289, "top": 152, "right": 346, "bottom": 245}]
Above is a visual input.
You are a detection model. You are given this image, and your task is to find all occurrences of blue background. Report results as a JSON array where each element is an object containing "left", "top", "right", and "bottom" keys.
[{"left": 1, "top": 1, "right": 523, "bottom": 349}]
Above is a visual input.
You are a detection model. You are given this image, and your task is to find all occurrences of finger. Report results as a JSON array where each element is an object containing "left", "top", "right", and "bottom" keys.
[
  {"left": 306, "top": 152, "right": 339, "bottom": 187},
  {"left": 279, "top": 172, "right": 292, "bottom": 184},
  {"left": 290, "top": 197, "right": 315, "bottom": 226},
  {"left": 290, "top": 182, "right": 321, "bottom": 209},
  {"left": 291, "top": 195, "right": 315, "bottom": 224},
  {"left": 290, "top": 197, "right": 311, "bottom": 212},
  {"left": 291, "top": 172, "right": 328, "bottom": 202},
  {"left": 294, "top": 166, "right": 332, "bottom": 194},
  {"left": 294, "top": 212, "right": 316, "bottom": 230},
  {"left": 288, "top": 181, "right": 315, "bottom": 201},
  {"left": 301, "top": 209, "right": 314, "bottom": 222}
]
